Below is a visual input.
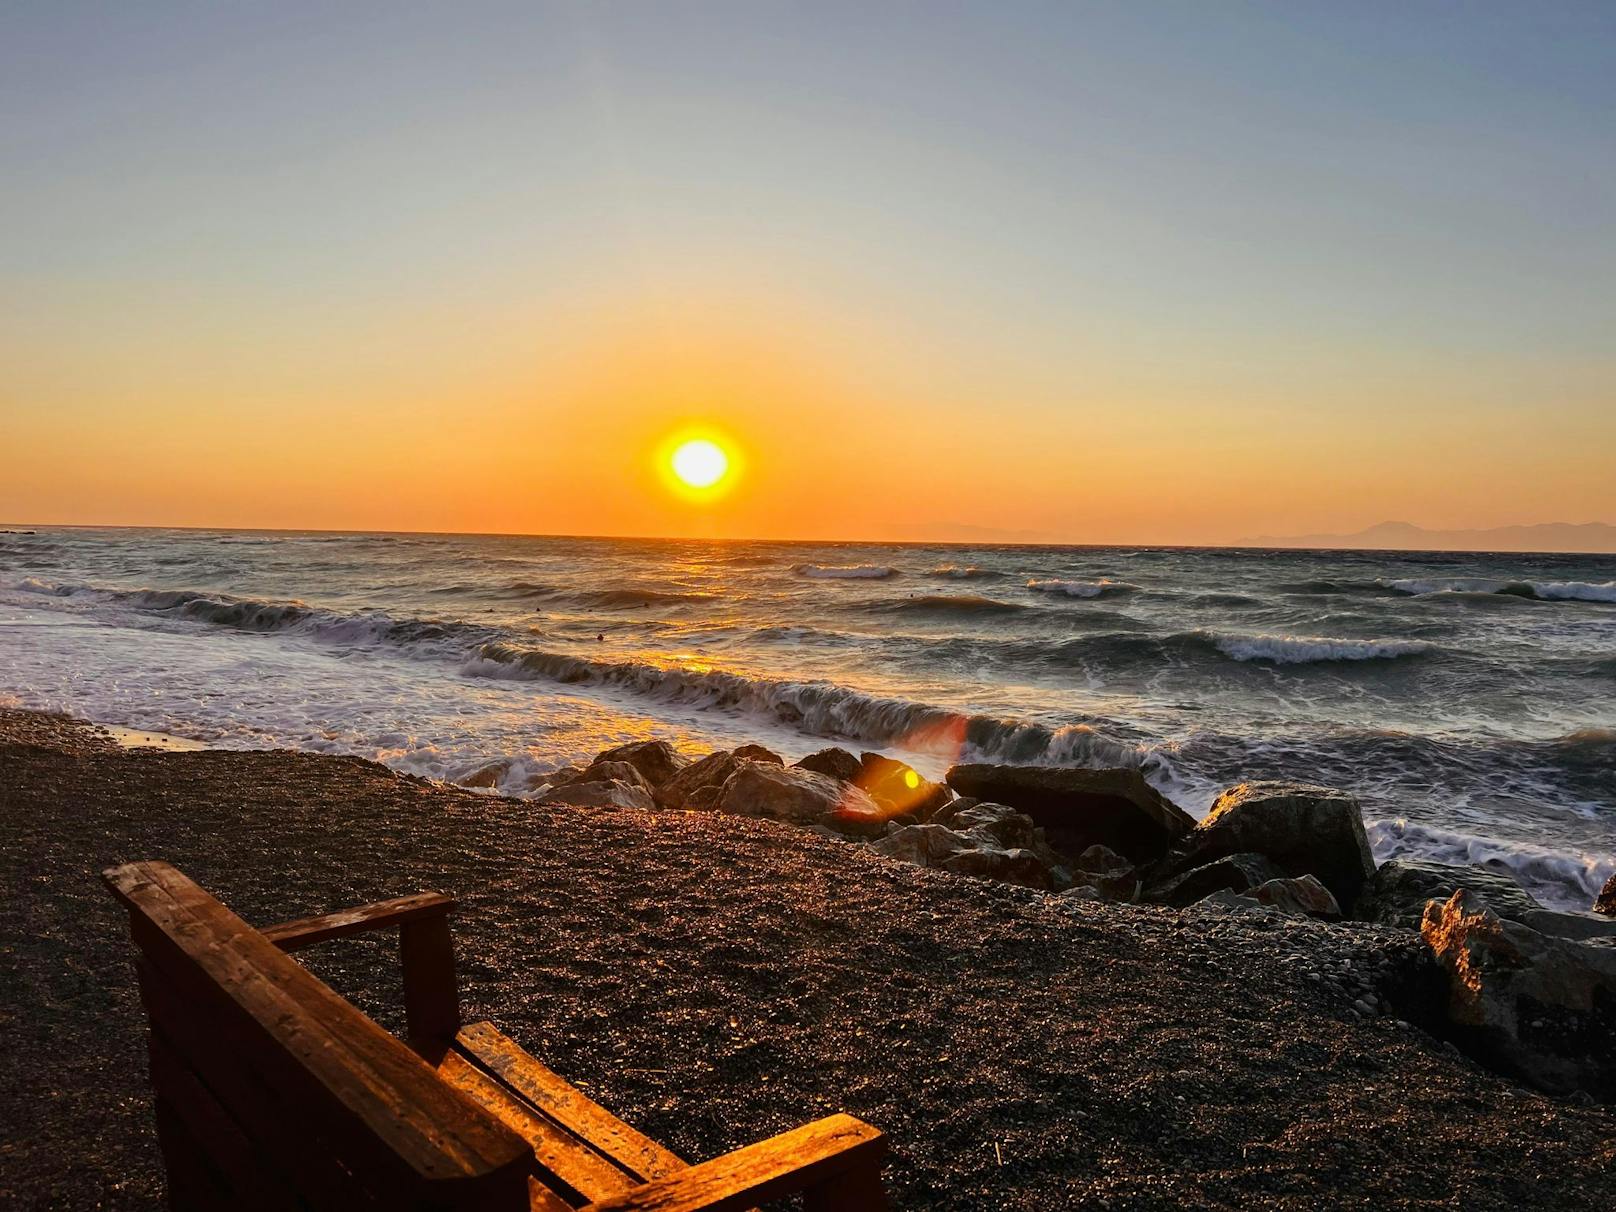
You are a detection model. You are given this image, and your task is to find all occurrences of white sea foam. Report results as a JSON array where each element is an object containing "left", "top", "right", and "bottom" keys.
[
  {"left": 1211, "top": 633, "right": 1436, "bottom": 665},
  {"left": 1026, "top": 578, "right": 1136, "bottom": 598},
  {"left": 1384, "top": 576, "right": 1616, "bottom": 602},
  {"left": 1367, "top": 817, "right": 1614, "bottom": 912},
  {"left": 793, "top": 563, "right": 897, "bottom": 579},
  {"left": 1532, "top": 580, "right": 1616, "bottom": 603}
]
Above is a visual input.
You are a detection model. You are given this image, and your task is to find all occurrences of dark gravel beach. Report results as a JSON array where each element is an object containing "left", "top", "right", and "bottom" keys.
[{"left": 2, "top": 709, "right": 1613, "bottom": 1210}]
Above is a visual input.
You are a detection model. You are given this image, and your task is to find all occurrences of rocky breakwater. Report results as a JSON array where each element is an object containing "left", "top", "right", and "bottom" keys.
[{"left": 533, "top": 744, "right": 1616, "bottom": 1105}]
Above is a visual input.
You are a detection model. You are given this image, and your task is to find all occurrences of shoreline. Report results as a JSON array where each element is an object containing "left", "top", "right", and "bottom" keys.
[{"left": 2, "top": 707, "right": 1612, "bottom": 1209}]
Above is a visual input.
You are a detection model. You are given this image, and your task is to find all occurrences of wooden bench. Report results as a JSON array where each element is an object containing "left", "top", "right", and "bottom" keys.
[{"left": 103, "top": 861, "right": 889, "bottom": 1211}]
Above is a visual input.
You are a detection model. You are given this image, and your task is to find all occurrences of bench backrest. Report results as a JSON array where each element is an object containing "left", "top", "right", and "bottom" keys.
[{"left": 104, "top": 861, "right": 531, "bottom": 1210}]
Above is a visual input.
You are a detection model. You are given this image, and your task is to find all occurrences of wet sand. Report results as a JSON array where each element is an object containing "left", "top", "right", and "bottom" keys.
[{"left": 2, "top": 709, "right": 1612, "bottom": 1210}]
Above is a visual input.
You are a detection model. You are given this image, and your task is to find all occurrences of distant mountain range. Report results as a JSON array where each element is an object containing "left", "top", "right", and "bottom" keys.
[{"left": 1244, "top": 520, "right": 1616, "bottom": 554}]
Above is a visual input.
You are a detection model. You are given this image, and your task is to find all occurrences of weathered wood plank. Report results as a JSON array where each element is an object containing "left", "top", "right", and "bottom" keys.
[
  {"left": 574, "top": 1115, "right": 886, "bottom": 1212},
  {"left": 106, "top": 860, "right": 529, "bottom": 1208},
  {"left": 261, "top": 891, "right": 455, "bottom": 951},
  {"left": 400, "top": 913, "right": 461, "bottom": 1043},
  {"left": 435, "top": 1048, "right": 637, "bottom": 1204},
  {"left": 456, "top": 1022, "right": 687, "bottom": 1183}
]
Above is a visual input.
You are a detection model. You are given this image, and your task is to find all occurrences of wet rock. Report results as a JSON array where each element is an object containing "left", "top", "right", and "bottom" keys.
[
  {"left": 591, "top": 740, "right": 687, "bottom": 787},
  {"left": 870, "top": 823, "right": 969, "bottom": 867},
  {"left": 1250, "top": 875, "right": 1341, "bottom": 919},
  {"left": 943, "top": 764, "right": 1194, "bottom": 864},
  {"left": 948, "top": 802, "right": 1039, "bottom": 850},
  {"left": 793, "top": 747, "right": 863, "bottom": 783},
  {"left": 540, "top": 779, "right": 655, "bottom": 811},
  {"left": 1517, "top": 909, "right": 1616, "bottom": 942},
  {"left": 1357, "top": 859, "right": 1542, "bottom": 928},
  {"left": 580, "top": 760, "right": 651, "bottom": 792},
  {"left": 535, "top": 763, "right": 591, "bottom": 792},
  {"left": 1421, "top": 889, "right": 1616, "bottom": 1101},
  {"left": 926, "top": 797, "right": 980, "bottom": 828},
  {"left": 655, "top": 751, "right": 738, "bottom": 810},
  {"left": 712, "top": 761, "right": 878, "bottom": 830},
  {"left": 732, "top": 743, "right": 784, "bottom": 766},
  {"left": 1146, "top": 852, "right": 1287, "bottom": 908},
  {"left": 1596, "top": 872, "right": 1616, "bottom": 917},
  {"left": 1180, "top": 782, "right": 1375, "bottom": 908}
]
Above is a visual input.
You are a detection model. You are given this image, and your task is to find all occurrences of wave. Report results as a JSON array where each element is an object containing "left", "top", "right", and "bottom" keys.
[
  {"left": 1208, "top": 632, "right": 1436, "bottom": 665},
  {"left": 927, "top": 564, "right": 998, "bottom": 580},
  {"left": 464, "top": 640, "right": 1163, "bottom": 773},
  {"left": 882, "top": 594, "right": 1027, "bottom": 617},
  {"left": 793, "top": 563, "right": 897, "bottom": 579},
  {"left": 1366, "top": 817, "right": 1613, "bottom": 912},
  {"left": 1383, "top": 577, "right": 1616, "bottom": 603},
  {"left": 1027, "top": 578, "right": 1137, "bottom": 599}
]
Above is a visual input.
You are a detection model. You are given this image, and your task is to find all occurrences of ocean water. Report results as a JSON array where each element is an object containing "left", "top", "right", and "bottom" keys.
[{"left": 2, "top": 527, "right": 1612, "bottom": 909}]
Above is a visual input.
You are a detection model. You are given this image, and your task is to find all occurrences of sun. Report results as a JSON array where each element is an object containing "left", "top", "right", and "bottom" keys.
[{"left": 670, "top": 438, "right": 730, "bottom": 489}]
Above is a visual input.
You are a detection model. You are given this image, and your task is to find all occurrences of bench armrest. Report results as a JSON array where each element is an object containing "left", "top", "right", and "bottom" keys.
[
  {"left": 261, "top": 891, "right": 461, "bottom": 1043},
  {"left": 578, "top": 1114, "right": 886, "bottom": 1212},
  {"left": 261, "top": 892, "right": 454, "bottom": 951}
]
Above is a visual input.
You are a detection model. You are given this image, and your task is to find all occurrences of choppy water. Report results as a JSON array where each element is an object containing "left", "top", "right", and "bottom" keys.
[{"left": 2, "top": 527, "right": 1612, "bottom": 909}]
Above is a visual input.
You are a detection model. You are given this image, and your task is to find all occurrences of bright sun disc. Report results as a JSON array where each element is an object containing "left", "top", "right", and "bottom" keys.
[{"left": 671, "top": 439, "right": 729, "bottom": 488}]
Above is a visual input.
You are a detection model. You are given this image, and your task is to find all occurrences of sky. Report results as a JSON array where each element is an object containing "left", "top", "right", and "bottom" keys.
[{"left": 2, "top": 1, "right": 1613, "bottom": 544}]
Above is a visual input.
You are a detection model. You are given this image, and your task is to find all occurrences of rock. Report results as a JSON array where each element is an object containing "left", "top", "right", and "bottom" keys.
[
  {"left": 1421, "top": 889, "right": 1616, "bottom": 1101},
  {"left": 1596, "top": 872, "right": 1616, "bottom": 917},
  {"left": 591, "top": 740, "right": 687, "bottom": 787},
  {"left": 732, "top": 744, "right": 784, "bottom": 766},
  {"left": 948, "top": 802, "right": 1040, "bottom": 850},
  {"left": 1180, "top": 781, "right": 1375, "bottom": 908},
  {"left": 1518, "top": 909, "right": 1616, "bottom": 942},
  {"left": 855, "top": 753, "right": 952, "bottom": 820},
  {"left": 1145, "top": 852, "right": 1288, "bottom": 908},
  {"left": 535, "top": 763, "right": 590, "bottom": 791},
  {"left": 712, "top": 761, "right": 879, "bottom": 830},
  {"left": 940, "top": 847, "right": 1056, "bottom": 890},
  {"left": 683, "top": 783, "right": 725, "bottom": 812},
  {"left": 1357, "top": 859, "right": 1543, "bottom": 928},
  {"left": 540, "top": 779, "right": 655, "bottom": 811},
  {"left": 944, "top": 764, "right": 1194, "bottom": 864},
  {"left": 655, "top": 751, "right": 738, "bottom": 809},
  {"left": 870, "top": 824, "right": 971, "bottom": 867},
  {"left": 793, "top": 747, "right": 863, "bottom": 783},
  {"left": 460, "top": 761, "right": 508, "bottom": 789},
  {"left": 1249, "top": 875, "right": 1341, "bottom": 919},
  {"left": 926, "top": 797, "right": 979, "bottom": 828},
  {"left": 1189, "top": 889, "right": 1266, "bottom": 915},
  {"left": 1069, "top": 845, "right": 1139, "bottom": 901},
  {"left": 579, "top": 760, "right": 651, "bottom": 792}
]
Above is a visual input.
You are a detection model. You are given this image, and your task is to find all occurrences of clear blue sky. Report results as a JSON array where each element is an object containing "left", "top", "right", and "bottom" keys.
[{"left": 4, "top": 2, "right": 1613, "bottom": 540}]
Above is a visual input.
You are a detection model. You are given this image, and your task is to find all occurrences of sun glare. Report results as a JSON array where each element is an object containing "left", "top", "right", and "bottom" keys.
[{"left": 671, "top": 439, "right": 730, "bottom": 489}]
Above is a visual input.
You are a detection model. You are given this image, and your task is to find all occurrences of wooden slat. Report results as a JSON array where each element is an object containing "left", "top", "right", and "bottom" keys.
[
  {"left": 456, "top": 1022, "right": 687, "bottom": 1183},
  {"left": 576, "top": 1115, "right": 886, "bottom": 1212},
  {"left": 435, "top": 1048, "right": 637, "bottom": 1204},
  {"left": 261, "top": 891, "right": 455, "bottom": 951},
  {"left": 401, "top": 913, "right": 461, "bottom": 1043},
  {"left": 527, "top": 1176, "right": 576, "bottom": 1212},
  {"left": 138, "top": 958, "right": 388, "bottom": 1209},
  {"left": 147, "top": 1031, "right": 303, "bottom": 1211},
  {"left": 105, "top": 861, "right": 529, "bottom": 1208}
]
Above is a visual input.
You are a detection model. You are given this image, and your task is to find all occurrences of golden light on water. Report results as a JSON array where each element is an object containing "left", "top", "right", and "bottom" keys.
[{"left": 671, "top": 439, "right": 730, "bottom": 489}]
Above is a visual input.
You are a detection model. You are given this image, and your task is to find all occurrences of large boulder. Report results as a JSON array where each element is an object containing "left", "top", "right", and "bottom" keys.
[
  {"left": 948, "top": 802, "right": 1040, "bottom": 850},
  {"left": 1596, "top": 872, "right": 1616, "bottom": 917},
  {"left": 732, "top": 743, "right": 784, "bottom": 766},
  {"left": 712, "top": 761, "right": 880, "bottom": 831},
  {"left": 1249, "top": 875, "right": 1341, "bottom": 919},
  {"left": 579, "top": 760, "right": 651, "bottom": 792},
  {"left": 871, "top": 808, "right": 1071, "bottom": 891},
  {"left": 655, "top": 751, "right": 739, "bottom": 809},
  {"left": 940, "top": 847, "right": 1056, "bottom": 890},
  {"left": 1358, "top": 859, "right": 1542, "bottom": 928},
  {"left": 1359, "top": 859, "right": 1616, "bottom": 941},
  {"left": 870, "top": 823, "right": 969, "bottom": 868},
  {"left": 1146, "top": 852, "right": 1287, "bottom": 908},
  {"left": 794, "top": 747, "right": 863, "bottom": 783},
  {"left": 944, "top": 764, "right": 1194, "bottom": 864},
  {"left": 540, "top": 779, "right": 655, "bottom": 811},
  {"left": 1421, "top": 890, "right": 1616, "bottom": 1102},
  {"left": 1180, "top": 781, "right": 1375, "bottom": 908},
  {"left": 591, "top": 740, "right": 687, "bottom": 787}
]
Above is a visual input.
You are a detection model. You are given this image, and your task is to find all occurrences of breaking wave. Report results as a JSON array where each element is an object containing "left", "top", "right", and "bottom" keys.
[
  {"left": 1208, "top": 633, "right": 1437, "bottom": 665},
  {"left": 1027, "top": 578, "right": 1137, "bottom": 598},
  {"left": 465, "top": 640, "right": 1163, "bottom": 773},
  {"left": 1366, "top": 817, "right": 1614, "bottom": 911},
  {"left": 1383, "top": 577, "right": 1616, "bottom": 602}
]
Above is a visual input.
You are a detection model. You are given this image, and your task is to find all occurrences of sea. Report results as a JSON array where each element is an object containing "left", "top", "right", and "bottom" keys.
[{"left": 2, "top": 527, "right": 1612, "bottom": 910}]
